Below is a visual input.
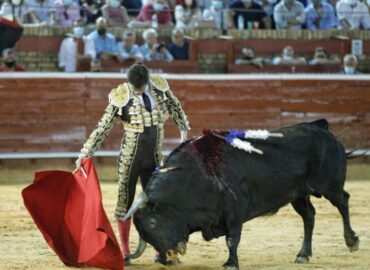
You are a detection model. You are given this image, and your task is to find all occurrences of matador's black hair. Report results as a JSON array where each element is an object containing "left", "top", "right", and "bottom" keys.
[{"left": 127, "top": 63, "right": 149, "bottom": 89}]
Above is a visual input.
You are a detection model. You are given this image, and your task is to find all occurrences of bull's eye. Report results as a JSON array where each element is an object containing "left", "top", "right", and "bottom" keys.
[{"left": 149, "top": 218, "right": 156, "bottom": 229}]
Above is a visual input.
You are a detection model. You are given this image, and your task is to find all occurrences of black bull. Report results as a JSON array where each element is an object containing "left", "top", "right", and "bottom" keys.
[{"left": 126, "top": 119, "right": 360, "bottom": 269}]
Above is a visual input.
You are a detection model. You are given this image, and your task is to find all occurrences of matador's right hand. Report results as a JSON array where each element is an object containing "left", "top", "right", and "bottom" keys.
[{"left": 74, "top": 156, "right": 88, "bottom": 178}]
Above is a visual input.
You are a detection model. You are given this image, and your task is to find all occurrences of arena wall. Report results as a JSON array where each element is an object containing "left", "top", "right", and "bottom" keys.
[{"left": 0, "top": 73, "right": 369, "bottom": 156}]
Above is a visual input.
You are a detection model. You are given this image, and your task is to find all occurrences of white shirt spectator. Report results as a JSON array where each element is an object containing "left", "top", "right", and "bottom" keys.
[
  {"left": 203, "top": 6, "right": 224, "bottom": 29},
  {"left": 26, "top": 0, "right": 55, "bottom": 24},
  {"left": 174, "top": 4, "right": 202, "bottom": 28},
  {"left": 273, "top": 0, "right": 305, "bottom": 30},
  {"left": 0, "top": 0, "right": 29, "bottom": 23},
  {"left": 58, "top": 36, "right": 95, "bottom": 72},
  {"left": 254, "top": 0, "right": 278, "bottom": 17},
  {"left": 198, "top": 0, "right": 234, "bottom": 9},
  {"left": 336, "top": 0, "right": 370, "bottom": 29}
]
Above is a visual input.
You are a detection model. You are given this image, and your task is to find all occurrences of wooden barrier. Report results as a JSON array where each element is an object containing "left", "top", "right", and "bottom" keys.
[{"left": 0, "top": 74, "right": 369, "bottom": 155}]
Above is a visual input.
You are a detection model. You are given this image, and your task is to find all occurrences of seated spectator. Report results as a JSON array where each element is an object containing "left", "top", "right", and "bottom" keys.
[
  {"left": 121, "top": 0, "right": 142, "bottom": 16},
  {"left": 87, "top": 17, "right": 118, "bottom": 60},
  {"left": 273, "top": 0, "right": 305, "bottom": 30},
  {"left": 336, "top": 0, "right": 370, "bottom": 30},
  {"left": 235, "top": 46, "right": 268, "bottom": 68},
  {"left": 0, "top": 0, "right": 28, "bottom": 23},
  {"left": 197, "top": 0, "right": 234, "bottom": 9},
  {"left": 229, "top": 0, "right": 271, "bottom": 29},
  {"left": 101, "top": 0, "right": 129, "bottom": 27},
  {"left": 174, "top": 0, "right": 202, "bottom": 28},
  {"left": 81, "top": 0, "right": 103, "bottom": 25},
  {"left": 26, "top": 0, "right": 56, "bottom": 25},
  {"left": 136, "top": 0, "right": 173, "bottom": 26},
  {"left": 254, "top": 0, "right": 278, "bottom": 18},
  {"left": 139, "top": 28, "right": 173, "bottom": 61},
  {"left": 0, "top": 48, "right": 25, "bottom": 71},
  {"left": 167, "top": 28, "right": 189, "bottom": 60},
  {"left": 342, "top": 54, "right": 361, "bottom": 74},
  {"left": 308, "top": 47, "right": 340, "bottom": 65},
  {"left": 117, "top": 31, "right": 143, "bottom": 62},
  {"left": 153, "top": 42, "right": 174, "bottom": 61},
  {"left": 54, "top": 0, "right": 80, "bottom": 28},
  {"left": 272, "top": 46, "right": 307, "bottom": 65},
  {"left": 202, "top": 0, "right": 224, "bottom": 29},
  {"left": 58, "top": 23, "right": 96, "bottom": 72},
  {"left": 305, "top": 0, "right": 337, "bottom": 29}
]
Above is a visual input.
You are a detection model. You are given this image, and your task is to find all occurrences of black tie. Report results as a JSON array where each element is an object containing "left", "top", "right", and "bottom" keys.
[{"left": 142, "top": 92, "right": 152, "bottom": 112}]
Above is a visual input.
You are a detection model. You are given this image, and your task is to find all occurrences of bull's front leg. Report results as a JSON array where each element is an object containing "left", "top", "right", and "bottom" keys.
[{"left": 223, "top": 224, "right": 242, "bottom": 270}]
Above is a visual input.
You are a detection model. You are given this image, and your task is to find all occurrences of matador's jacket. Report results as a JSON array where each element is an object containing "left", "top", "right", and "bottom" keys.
[{"left": 79, "top": 75, "right": 190, "bottom": 220}]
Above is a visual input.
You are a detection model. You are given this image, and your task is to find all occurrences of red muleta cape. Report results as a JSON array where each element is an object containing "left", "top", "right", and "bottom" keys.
[{"left": 22, "top": 158, "right": 124, "bottom": 270}]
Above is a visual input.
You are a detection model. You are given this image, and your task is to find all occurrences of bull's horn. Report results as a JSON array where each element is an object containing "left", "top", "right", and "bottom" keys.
[
  {"left": 128, "top": 237, "right": 147, "bottom": 259},
  {"left": 123, "top": 192, "right": 148, "bottom": 221}
]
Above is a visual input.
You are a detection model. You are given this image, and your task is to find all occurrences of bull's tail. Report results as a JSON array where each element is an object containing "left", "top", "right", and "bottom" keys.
[{"left": 346, "top": 149, "right": 369, "bottom": 160}]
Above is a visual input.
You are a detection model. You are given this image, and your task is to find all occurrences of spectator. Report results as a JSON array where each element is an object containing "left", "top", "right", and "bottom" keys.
[
  {"left": 54, "top": 0, "right": 80, "bottom": 28},
  {"left": 139, "top": 28, "right": 158, "bottom": 61},
  {"left": 305, "top": 0, "right": 337, "bottom": 29},
  {"left": 174, "top": 0, "right": 202, "bottom": 28},
  {"left": 26, "top": 0, "right": 56, "bottom": 25},
  {"left": 0, "top": 48, "right": 25, "bottom": 71},
  {"left": 229, "top": 0, "right": 272, "bottom": 29},
  {"left": 272, "top": 46, "right": 307, "bottom": 65},
  {"left": 235, "top": 46, "right": 267, "bottom": 68},
  {"left": 308, "top": 46, "right": 340, "bottom": 65},
  {"left": 136, "top": 0, "right": 173, "bottom": 26},
  {"left": 342, "top": 54, "right": 361, "bottom": 74},
  {"left": 58, "top": 23, "right": 96, "bottom": 72},
  {"left": 167, "top": 28, "right": 189, "bottom": 60},
  {"left": 336, "top": 0, "right": 370, "bottom": 30},
  {"left": 203, "top": 0, "right": 225, "bottom": 29},
  {"left": 121, "top": 0, "right": 142, "bottom": 16},
  {"left": 101, "top": 0, "right": 129, "bottom": 26},
  {"left": 197, "top": 0, "right": 234, "bottom": 9},
  {"left": 153, "top": 42, "right": 174, "bottom": 61},
  {"left": 273, "top": 0, "right": 305, "bottom": 30},
  {"left": 117, "top": 31, "right": 143, "bottom": 62},
  {"left": 0, "top": 0, "right": 29, "bottom": 23},
  {"left": 326, "top": 0, "right": 337, "bottom": 9},
  {"left": 139, "top": 28, "right": 173, "bottom": 61},
  {"left": 81, "top": 0, "right": 103, "bottom": 25},
  {"left": 87, "top": 17, "right": 118, "bottom": 60},
  {"left": 254, "top": 0, "right": 278, "bottom": 18}
]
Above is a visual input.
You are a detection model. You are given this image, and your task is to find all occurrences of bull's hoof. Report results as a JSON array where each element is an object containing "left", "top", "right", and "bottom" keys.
[
  {"left": 124, "top": 257, "right": 131, "bottom": 266},
  {"left": 294, "top": 256, "right": 309, "bottom": 264},
  {"left": 154, "top": 255, "right": 181, "bottom": 266},
  {"left": 348, "top": 238, "right": 360, "bottom": 252},
  {"left": 223, "top": 266, "right": 239, "bottom": 270}
]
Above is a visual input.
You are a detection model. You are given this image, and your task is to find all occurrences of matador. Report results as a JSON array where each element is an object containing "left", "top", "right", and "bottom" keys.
[{"left": 75, "top": 64, "right": 190, "bottom": 264}]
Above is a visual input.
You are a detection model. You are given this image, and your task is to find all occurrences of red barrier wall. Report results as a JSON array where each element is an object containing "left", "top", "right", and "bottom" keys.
[{"left": 0, "top": 74, "right": 369, "bottom": 154}]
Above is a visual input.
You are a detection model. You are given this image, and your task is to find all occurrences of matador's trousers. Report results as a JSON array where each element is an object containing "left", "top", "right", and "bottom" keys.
[{"left": 114, "top": 125, "right": 163, "bottom": 220}]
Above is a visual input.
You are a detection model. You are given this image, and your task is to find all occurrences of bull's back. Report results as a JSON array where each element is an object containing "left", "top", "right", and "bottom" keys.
[{"left": 223, "top": 120, "right": 346, "bottom": 220}]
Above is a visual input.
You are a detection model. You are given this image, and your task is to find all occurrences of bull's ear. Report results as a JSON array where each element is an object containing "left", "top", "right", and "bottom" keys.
[{"left": 153, "top": 166, "right": 179, "bottom": 174}]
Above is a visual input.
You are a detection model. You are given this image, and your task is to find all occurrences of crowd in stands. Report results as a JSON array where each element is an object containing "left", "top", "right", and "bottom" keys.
[
  {"left": 0, "top": 0, "right": 369, "bottom": 73},
  {"left": 1, "top": 0, "right": 370, "bottom": 30},
  {"left": 233, "top": 44, "right": 359, "bottom": 73}
]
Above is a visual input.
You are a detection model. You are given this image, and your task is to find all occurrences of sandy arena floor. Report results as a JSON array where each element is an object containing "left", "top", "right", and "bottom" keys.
[{"left": 0, "top": 174, "right": 370, "bottom": 270}]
